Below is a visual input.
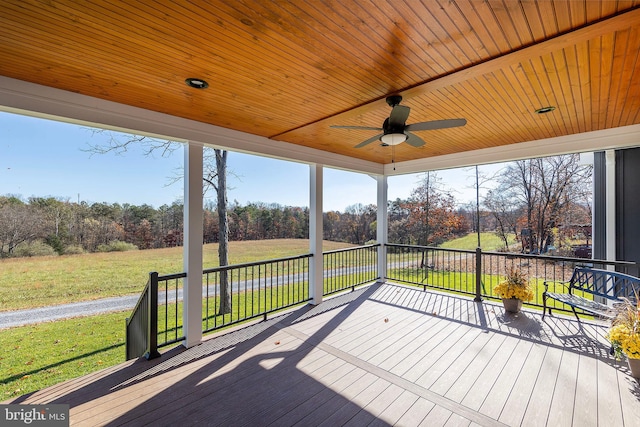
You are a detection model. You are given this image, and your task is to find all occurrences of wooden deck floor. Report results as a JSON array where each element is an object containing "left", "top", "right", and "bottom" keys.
[{"left": 6, "top": 283, "right": 640, "bottom": 426}]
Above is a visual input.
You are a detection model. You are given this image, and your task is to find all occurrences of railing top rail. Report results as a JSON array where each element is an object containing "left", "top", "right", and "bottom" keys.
[
  {"left": 385, "top": 243, "right": 638, "bottom": 267},
  {"left": 125, "top": 276, "right": 151, "bottom": 328},
  {"left": 203, "top": 253, "right": 313, "bottom": 274},
  {"left": 322, "top": 243, "right": 380, "bottom": 255},
  {"left": 157, "top": 271, "right": 187, "bottom": 281},
  {"left": 480, "top": 250, "right": 637, "bottom": 267},
  {"left": 385, "top": 243, "right": 476, "bottom": 255}
]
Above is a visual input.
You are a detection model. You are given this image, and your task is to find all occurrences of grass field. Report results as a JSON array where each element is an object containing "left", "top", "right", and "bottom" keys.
[
  {"left": 0, "top": 239, "right": 352, "bottom": 312},
  {"left": 440, "top": 232, "right": 517, "bottom": 251},
  {"left": 0, "top": 239, "right": 353, "bottom": 399},
  {"left": 1, "top": 311, "right": 127, "bottom": 400},
  {"left": 0, "top": 234, "right": 525, "bottom": 400}
]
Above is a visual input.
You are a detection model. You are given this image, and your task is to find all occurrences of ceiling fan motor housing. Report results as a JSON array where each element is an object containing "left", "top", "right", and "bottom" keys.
[
  {"left": 382, "top": 117, "right": 405, "bottom": 136},
  {"left": 386, "top": 95, "right": 403, "bottom": 107}
]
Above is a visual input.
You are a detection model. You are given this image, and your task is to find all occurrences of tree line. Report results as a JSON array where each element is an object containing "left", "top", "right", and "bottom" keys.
[{"left": 0, "top": 154, "right": 592, "bottom": 259}]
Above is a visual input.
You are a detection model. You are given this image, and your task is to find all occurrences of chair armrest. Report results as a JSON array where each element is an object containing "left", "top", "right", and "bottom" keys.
[{"left": 543, "top": 280, "right": 570, "bottom": 293}]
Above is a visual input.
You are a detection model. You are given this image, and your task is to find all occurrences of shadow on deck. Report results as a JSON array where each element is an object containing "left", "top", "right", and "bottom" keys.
[{"left": 6, "top": 283, "right": 640, "bottom": 426}]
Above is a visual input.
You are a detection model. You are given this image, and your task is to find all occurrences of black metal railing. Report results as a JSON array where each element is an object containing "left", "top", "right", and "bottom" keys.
[
  {"left": 323, "top": 244, "right": 380, "bottom": 295},
  {"left": 126, "top": 245, "right": 382, "bottom": 360},
  {"left": 125, "top": 271, "right": 184, "bottom": 360},
  {"left": 155, "top": 271, "right": 186, "bottom": 349},
  {"left": 125, "top": 273, "right": 158, "bottom": 360},
  {"left": 385, "top": 243, "right": 639, "bottom": 314},
  {"left": 202, "top": 254, "right": 312, "bottom": 333},
  {"left": 127, "top": 243, "right": 638, "bottom": 360}
]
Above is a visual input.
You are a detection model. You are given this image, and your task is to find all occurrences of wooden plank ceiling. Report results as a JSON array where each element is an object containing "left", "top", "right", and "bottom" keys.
[{"left": 1, "top": 0, "right": 639, "bottom": 165}]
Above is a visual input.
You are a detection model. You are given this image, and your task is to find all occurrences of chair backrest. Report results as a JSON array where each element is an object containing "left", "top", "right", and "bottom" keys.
[{"left": 570, "top": 267, "right": 640, "bottom": 300}]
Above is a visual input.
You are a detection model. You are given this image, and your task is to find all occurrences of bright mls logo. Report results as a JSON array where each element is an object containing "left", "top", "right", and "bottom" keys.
[{"left": 1, "top": 404, "right": 69, "bottom": 426}]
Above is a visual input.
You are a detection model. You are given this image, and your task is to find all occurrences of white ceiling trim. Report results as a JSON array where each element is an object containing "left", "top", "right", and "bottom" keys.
[
  {"left": 3, "top": 76, "right": 639, "bottom": 179},
  {"left": 0, "top": 76, "right": 383, "bottom": 175},
  {"left": 386, "top": 124, "right": 640, "bottom": 175}
]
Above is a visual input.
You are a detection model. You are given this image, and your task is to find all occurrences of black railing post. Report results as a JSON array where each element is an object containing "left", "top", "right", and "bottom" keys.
[
  {"left": 474, "top": 247, "right": 483, "bottom": 302},
  {"left": 124, "top": 317, "right": 129, "bottom": 360},
  {"left": 146, "top": 271, "right": 161, "bottom": 360}
]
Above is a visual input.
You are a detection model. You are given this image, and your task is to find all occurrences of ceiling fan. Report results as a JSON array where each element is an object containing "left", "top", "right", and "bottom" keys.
[{"left": 331, "top": 95, "right": 467, "bottom": 148}]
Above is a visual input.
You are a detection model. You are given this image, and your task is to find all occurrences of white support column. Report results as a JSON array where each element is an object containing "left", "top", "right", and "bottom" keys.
[
  {"left": 309, "top": 164, "right": 324, "bottom": 305},
  {"left": 376, "top": 175, "right": 388, "bottom": 282},
  {"left": 183, "top": 142, "right": 203, "bottom": 348},
  {"left": 605, "top": 150, "right": 616, "bottom": 264}
]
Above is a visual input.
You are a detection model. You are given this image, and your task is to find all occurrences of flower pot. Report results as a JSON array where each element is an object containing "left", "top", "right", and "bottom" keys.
[
  {"left": 502, "top": 298, "right": 522, "bottom": 313},
  {"left": 628, "top": 357, "right": 640, "bottom": 379}
]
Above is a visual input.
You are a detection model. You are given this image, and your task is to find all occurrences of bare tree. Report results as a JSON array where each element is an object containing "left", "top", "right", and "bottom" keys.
[
  {"left": 483, "top": 188, "right": 520, "bottom": 250},
  {"left": 86, "top": 132, "right": 233, "bottom": 313},
  {"left": 0, "top": 203, "right": 46, "bottom": 257},
  {"left": 496, "top": 155, "right": 592, "bottom": 253},
  {"left": 211, "top": 149, "right": 230, "bottom": 314},
  {"left": 343, "top": 203, "right": 376, "bottom": 245}
]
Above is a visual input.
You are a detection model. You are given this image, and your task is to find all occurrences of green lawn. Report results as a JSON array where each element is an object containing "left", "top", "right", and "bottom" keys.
[
  {"left": 0, "top": 239, "right": 355, "bottom": 399},
  {"left": 1, "top": 311, "right": 127, "bottom": 400},
  {"left": 0, "top": 239, "right": 352, "bottom": 311},
  {"left": 0, "top": 235, "right": 567, "bottom": 401},
  {"left": 1, "top": 270, "right": 367, "bottom": 400},
  {"left": 440, "top": 232, "right": 518, "bottom": 251}
]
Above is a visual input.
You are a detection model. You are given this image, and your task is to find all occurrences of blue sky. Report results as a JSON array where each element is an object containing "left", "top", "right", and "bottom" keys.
[{"left": 0, "top": 111, "right": 496, "bottom": 211}]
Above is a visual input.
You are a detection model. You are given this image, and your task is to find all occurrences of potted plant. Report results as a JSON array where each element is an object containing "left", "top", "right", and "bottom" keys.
[
  {"left": 607, "top": 296, "right": 640, "bottom": 379},
  {"left": 494, "top": 267, "right": 534, "bottom": 313}
]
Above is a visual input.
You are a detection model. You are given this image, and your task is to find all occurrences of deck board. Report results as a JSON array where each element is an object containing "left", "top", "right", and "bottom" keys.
[
  {"left": 546, "top": 350, "right": 580, "bottom": 426},
  {"left": 4, "top": 282, "right": 639, "bottom": 426}
]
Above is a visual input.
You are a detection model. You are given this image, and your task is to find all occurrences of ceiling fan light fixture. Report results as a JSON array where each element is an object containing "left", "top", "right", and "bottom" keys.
[
  {"left": 534, "top": 106, "right": 555, "bottom": 114},
  {"left": 185, "top": 78, "right": 209, "bottom": 89},
  {"left": 380, "top": 133, "right": 407, "bottom": 145}
]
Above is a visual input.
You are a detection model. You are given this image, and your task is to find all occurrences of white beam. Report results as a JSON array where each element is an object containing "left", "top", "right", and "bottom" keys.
[
  {"left": 386, "top": 124, "right": 640, "bottom": 175},
  {"left": 309, "top": 164, "right": 323, "bottom": 305},
  {"left": 376, "top": 175, "right": 388, "bottom": 282},
  {"left": 3, "top": 75, "right": 639, "bottom": 178},
  {"left": 0, "top": 76, "right": 382, "bottom": 175},
  {"left": 183, "top": 142, "right": 203, "bottom": 348}
]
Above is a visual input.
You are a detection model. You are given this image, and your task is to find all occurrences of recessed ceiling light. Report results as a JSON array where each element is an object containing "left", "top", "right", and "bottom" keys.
[
  {"left": 185, "top": 78, "right": 209, "bottom": 89},
  {"left": 535, "top": 106, "right": 555, "bottom": 114}
]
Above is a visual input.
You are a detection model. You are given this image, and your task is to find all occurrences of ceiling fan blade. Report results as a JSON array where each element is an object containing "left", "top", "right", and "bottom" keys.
[
  {"left": 405, "top": 132, "right": 426, "bottom": 147},
  {"left": 406, "top": 118, "right": 467, "bottom": 131},
  {"left": 354, "top": 133, "right": 384, "bottom": 148},
  {"left": 330, "top": 125, "right": 383, "bottom": 131},
  {"left": 389, "top": 105, "right": 410, "bottom": 127}
]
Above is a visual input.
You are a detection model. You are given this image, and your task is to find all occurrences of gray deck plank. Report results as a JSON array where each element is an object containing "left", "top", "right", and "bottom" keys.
[
  {"left": 570, "top": 355, "right": 598, "bottom": 427},
  {"left": 362, "top": 311, "right": 438, "bottom": 366},
  {"left": 422, "top": 405, "right": 456, "bottom": 425},
  {"left": 429, "top": 329, "right": 493, "bottom": 396},
  {"left": 459, "top": 334, "right": 515, "bottom": 410},
  {"left": 618, "top": 367, "right": 640, "bottom": 426},
  {"left": 266, "top": 362, "right": 362, "bottom": 426},
  {"left": 597, "top": 358, "right": 625, "bottom": 427},
  {"left": 377, "top": 317, "right": 458, "bottom": 373},
  {"left": 296, "top": 371, "right": 378, "bottom": 426},
  {"left": 412, "top": 328, "right": 483, "bottom": 388},
  {"left": 5, "top": 283, "right": 639, "bottom": 427},
  {"left": 478, "top": 339, "right": 534, "bottom": 420},
  {"left": 343, "top": 383, "right": 405, "bottom": 426},
  {"left": 322, "top": 377, "right": 392, "bottom": 427},
  {"left": 395, "top": 397, "right": 436, "bottom": 426},
  {"left": 545, "top": 350, "right": 580, "bottom": 427},
  {"left": 445, "top": 332, "right": 507, "bottom": 404},
  {"left": 394, "top": 321, "right": 470, "bottom": 381},
  {"left": 498, "top": 343, "right": 548, "bottom": 426},
  {"left": 366, "top": 389, "right": 420, "bottom": 426},
  {"left": 520, "top": 346, "right": 564, "bottom": 426}
]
